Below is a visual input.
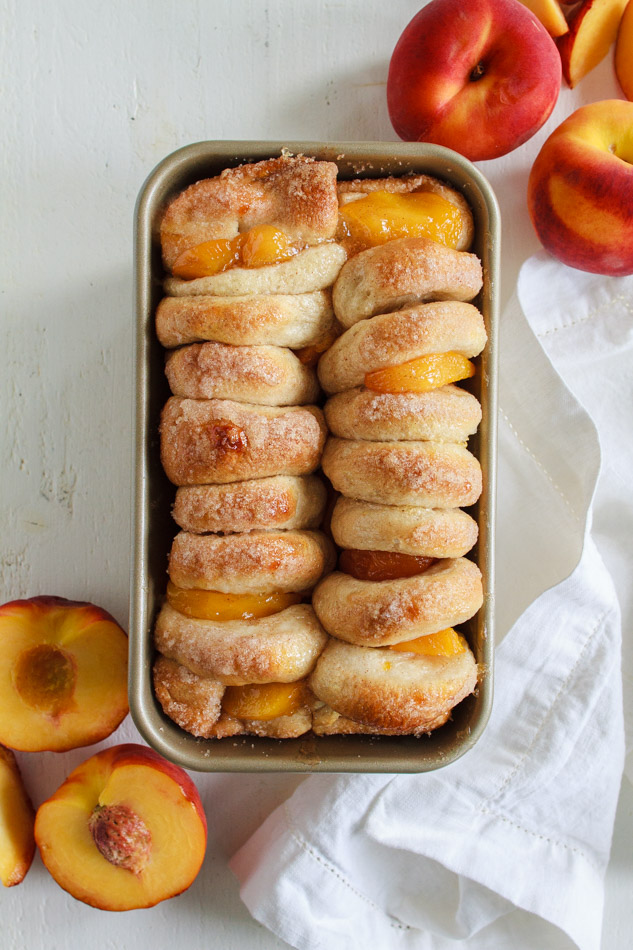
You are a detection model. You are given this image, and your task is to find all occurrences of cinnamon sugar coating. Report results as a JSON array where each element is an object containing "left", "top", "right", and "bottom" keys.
[
  {"left": 154, "top": 602, "right": 329, "bottom": 685},
  {"left": 152, "top": 655, "right": 314, "bottom": 739},
  {"left": 318, "top": 300, "right": 486, "bottom": 394},
  {"left": 161, "top": 155, "right": 340, "bottom": 269},
  {"left": 321, "top": 438, "right": 482, "bottom": 508},
  {"left": 324, "top": 385, "right": 482, "bottom": 443},
  {"left": 309, "top": 639, "right": 478, "bottom": 735},
  {"left": 330, "top": 497, "right": 478, "bottom": 559},
  {"left": 312, "top": 557, "right": 483, "bottom": 646},
  {"left": 172, "top": 475, "right": 327, "bottom": 535},
  {"left": 168, "top": 529, "right": 336, "bottom": 595},
  {"left": 332, "top": 237, "right": 483, "bottom": 328},
  {"left": 155, "top": 291, "right": 337, "bottom": 349},
  {"left": 165, "top": 342, "right": 320, "bottom": 406},
  {"left": 160, "top": 397, "right": 327, "bottom": 486}
]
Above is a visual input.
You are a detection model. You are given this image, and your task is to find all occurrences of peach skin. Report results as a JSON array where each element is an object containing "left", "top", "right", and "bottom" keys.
[
  {"left": 528, "top": 100, "right": 633, "bottom": 275},
  {"left": 387, "top": 0, "right": 561, "bottom": 160}
]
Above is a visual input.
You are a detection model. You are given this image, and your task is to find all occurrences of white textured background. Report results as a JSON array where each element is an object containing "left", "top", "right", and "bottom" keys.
[{"left": 2, "top": 1, "right": 632, "bottom": 947}]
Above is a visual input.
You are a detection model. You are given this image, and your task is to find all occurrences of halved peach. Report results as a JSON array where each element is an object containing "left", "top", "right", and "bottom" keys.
[
  {"left": 34, "top": 743, "right": 207, "bottom": 910},
  {"left": 0, "top": 596, "right": 128, "bottom": 752},
  {"left": 0, "top": 745, "right": 35, "bottom": 886}
]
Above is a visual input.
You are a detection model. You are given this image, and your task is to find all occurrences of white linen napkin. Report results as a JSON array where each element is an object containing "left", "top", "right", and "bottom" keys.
[{"left": 230, "top": 255, "right": 631, "bottom": 950}]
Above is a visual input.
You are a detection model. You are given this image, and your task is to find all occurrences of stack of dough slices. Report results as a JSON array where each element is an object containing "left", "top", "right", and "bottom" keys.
[
  {"left": 309, "top": 174, "right": 487, "bottom": 736},
  {"left": 152, "top": 155, "right": 345, "bottom": 739}
]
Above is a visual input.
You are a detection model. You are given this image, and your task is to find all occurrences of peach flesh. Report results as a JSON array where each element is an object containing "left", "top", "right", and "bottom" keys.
[
  {"left": 35, "top": 744, "right": 207, "bottom": 911},
  {"left": 0, "top": 745, "right": 35, "bottom": 886},
  {"left": 0, "top": 596, "right": 128, "bottom": 752}
]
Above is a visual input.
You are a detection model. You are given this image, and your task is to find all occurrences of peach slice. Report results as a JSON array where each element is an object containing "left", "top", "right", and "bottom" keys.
[
  {"left": 389, "top": 628, "right": 467, "bottom": 657},
  {"left": 171, "top": 226, "right": 300, "bottom": 279},
  {"left": 171, "top": 238, "right": 238, "bottom": 279},
  {"left": 338, "top": 191, "right": 467, "bottom": 253},
  {"left": 221, "top": 682, "right": 306, "bottom": 721},
  {"left": 364, "top": 352, "right": 475, "bottom": 394},
  {"left": 339, "top": 549, "right": 436, "bottom": 582},
  {"left": 240, "top": 224, "right": 299, "bottom": 267},
  {"left": 166, "top": 581, "right": 301, "bottom": 621},
  {"left": 615, "top": 1, "right": 633, "bottom": 100},
  {"left": 519, "top": 0, "right": 569, "bottom": 36},
  {"left": 558, "top": 0, "right": 628, "bottom": 87},
  {"left": 34, "top": 743, "right": 207, "bottom": 911},
  {"left": 0, "top": 596, "right": 128, "bottom": 752},
  {"left": 0, "top": 745, "right": 35, "bottom": 886}
]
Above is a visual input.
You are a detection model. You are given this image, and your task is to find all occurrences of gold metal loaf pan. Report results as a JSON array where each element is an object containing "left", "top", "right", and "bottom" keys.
[{"left": 130, "top": 141, "right": 499, "bottom": 773}]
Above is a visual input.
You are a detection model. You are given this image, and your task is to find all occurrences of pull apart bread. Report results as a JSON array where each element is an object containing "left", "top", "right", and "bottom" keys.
[
  {"left": 154, "top": 155, "right": 341, "bottom": 739},
  {"left": 152, "top": 155, "right": 487, "bottom": 742},
  {"left": 311, "top": 174, "right": 486, "bottom": 737}
]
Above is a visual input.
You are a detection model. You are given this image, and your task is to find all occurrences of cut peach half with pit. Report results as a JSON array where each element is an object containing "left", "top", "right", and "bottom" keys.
[
  {"left": 365, "top": 352, "right": 475, "bottom": 394},
  {"left": 166, "top": 582, "right": 301, "bottom": 621},
  {"left": 0, "top": 745, "right": 35, "bottom": 886},
  {"left": 34, "top": 743, "right": 207, "bottom": 911},
  {"left": 0, "top": 596, "right": 128, "bottom": 752}
]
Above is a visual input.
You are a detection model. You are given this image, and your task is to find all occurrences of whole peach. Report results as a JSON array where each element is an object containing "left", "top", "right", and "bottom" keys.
[
  {"left": 387, "top": 0, "right": 561, "bottom": 161},
  {"left": 528, "top": 100, "right": 633, "bottom": 275}
]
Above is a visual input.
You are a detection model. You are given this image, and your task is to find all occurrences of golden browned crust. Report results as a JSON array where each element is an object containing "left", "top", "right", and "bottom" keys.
[
  {"left": 317, "top": 300, "right": 487, "bottom": 394},
  {"left": 155, "top": 291, "right": 337, "bottom": 349},
  {"left": 337, "top": 174, "right": 475, "bottom": 254},
  {"left": 153, "top": 655, "right": 314, "bottom": 739},
  {"left": 154, "top": 602, "right": 329, "bottom": 684},
  {"left": 165, "top": 342, "right": 320, "bottom": 406},
  {"left": 312, "top": 703, "right": 450, "bottom": 736},
  {"left": 160, "top": 397, "right": 327, "bottom": 486},
  {"left": 309, "top": 639, "right": 478, "bottom": 734},
  {"left": 324, "top": 385, "right": 482, "bottom": 442},
  {"left": 161, "top": 155, "right": 340, "bottom": 269},
  {"left": 172, "top": 475, "right": 327, "bottom": 534},
  {"left": 330, "top": 497, "right": 478, "bottom": 558},
  {"left": 164, "top": 244, "right": 347, "bottom": 298},
  {"left": 168, "top": 529, "right": 336, "bottom": 595},
  {"left": 312, "top": 557, "right": 483, "bottom": 646},
  {"left": 332, "top": 237, "right": 483, "bottom": 328},
  {"left": 152, "top": 655, "right": 232, "bottom": 738},
  {"left": 321, "top": 438, "right": 482, "bottom": 508}
]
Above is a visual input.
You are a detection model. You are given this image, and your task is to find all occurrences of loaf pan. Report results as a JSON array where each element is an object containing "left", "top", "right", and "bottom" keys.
[{"left": 130, "top": 141, "right": 499, "bottom": 772}]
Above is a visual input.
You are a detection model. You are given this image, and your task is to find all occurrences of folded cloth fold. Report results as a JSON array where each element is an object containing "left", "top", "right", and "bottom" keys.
[{"left": 231, "top": 256, "right": 630, "bottom": 950}]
